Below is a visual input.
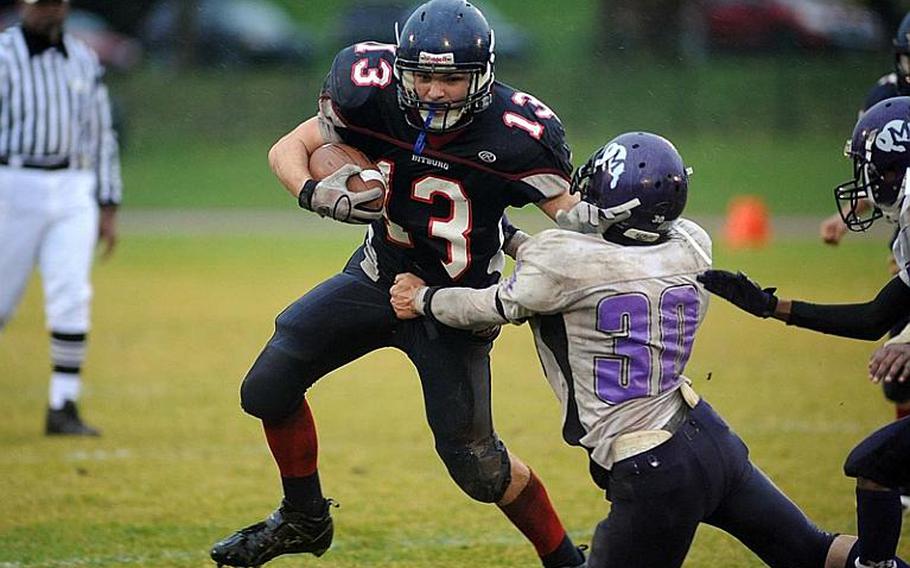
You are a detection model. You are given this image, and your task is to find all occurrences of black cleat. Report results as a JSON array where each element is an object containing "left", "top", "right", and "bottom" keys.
[
  {"left": 210, "top": 499, "right": 336, "bottom": 567},
  {"left": 563, "top": 544, "right": 588, "bottom": 568},
  {"left": 45, "top": 401, "right": 100, "bottom": 436}
]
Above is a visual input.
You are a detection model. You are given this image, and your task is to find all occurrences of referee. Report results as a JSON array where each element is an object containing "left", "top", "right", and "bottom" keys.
[{"left": 0, "top": 0, "right": 122, "bottom": 436}]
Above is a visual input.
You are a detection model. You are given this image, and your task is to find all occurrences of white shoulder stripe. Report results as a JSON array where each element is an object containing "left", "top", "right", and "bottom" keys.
[
  {"left": 675, "top": 223, "right": 712, "bottom": 266},
  {"left": 521, "top": 172, "right": 569, "bottom": 198}
]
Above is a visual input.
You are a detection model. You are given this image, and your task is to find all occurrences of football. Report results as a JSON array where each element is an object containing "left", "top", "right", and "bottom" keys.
[{"left": 309, "top": 143, "right": 386, "bottom": 212}]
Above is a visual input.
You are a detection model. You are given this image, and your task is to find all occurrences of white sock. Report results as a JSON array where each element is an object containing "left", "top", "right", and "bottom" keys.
[{"left": 49, "top": 372, "right": 81, "bottom": 410}]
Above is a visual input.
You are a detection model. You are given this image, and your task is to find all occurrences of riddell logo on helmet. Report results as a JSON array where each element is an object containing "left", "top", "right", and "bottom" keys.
[
  {"left": 876, "top": 119, "right": 910, "bottom": 153},
  {"left": 419, "top": 52, "right": 455, "bottom": 65}
]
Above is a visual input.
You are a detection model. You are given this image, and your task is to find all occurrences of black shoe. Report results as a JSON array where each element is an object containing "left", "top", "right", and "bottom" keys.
[
  {"left": 45, "top": 401, "right": 100, "bottom": 436},
  {"left": 563, "top": 545, "right": 588, "bottom": 568},
  {"left": 210, "top": 499, "right": 336, "bottom": 567}
]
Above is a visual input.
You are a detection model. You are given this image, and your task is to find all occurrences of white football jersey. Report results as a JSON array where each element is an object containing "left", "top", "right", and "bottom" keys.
[
  {"left": 892, "top": 194, "right": 910, "bottom": 287},
  {"left": 497, "top": 220, "right": 713, "bottom": 469}
]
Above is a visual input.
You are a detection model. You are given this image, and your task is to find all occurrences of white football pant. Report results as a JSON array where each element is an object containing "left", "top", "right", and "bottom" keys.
[{"left": 0, "top": 166, "right": 98, "bottom": 333}]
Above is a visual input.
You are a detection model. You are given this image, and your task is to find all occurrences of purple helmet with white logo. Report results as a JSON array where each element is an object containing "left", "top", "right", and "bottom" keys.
[
  {"left": 835, "top": 96, "right": 910, "bottom": 231},
  {"left": 571, "top": 132, "right": 690, "bottom": 245}
]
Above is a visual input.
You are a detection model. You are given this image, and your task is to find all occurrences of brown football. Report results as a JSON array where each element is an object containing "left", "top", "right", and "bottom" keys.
[{"left": 308, "top": 143, "right": 386, "bottom": 212}]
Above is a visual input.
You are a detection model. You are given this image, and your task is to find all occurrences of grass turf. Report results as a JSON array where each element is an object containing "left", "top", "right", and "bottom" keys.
[{"left": 1, "top": 231, "right": 908, "bottom": 566}]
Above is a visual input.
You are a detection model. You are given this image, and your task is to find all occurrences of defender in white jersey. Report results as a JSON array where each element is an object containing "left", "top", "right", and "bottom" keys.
[
  {"left": 702, "top": 97, "right": 910, "bottom": 568},
  {"left": 392, "top": 132, "right": 865, "bottom": 568},
  {"left": 0, "top": 0, "right": 121, "bottom": 436}
]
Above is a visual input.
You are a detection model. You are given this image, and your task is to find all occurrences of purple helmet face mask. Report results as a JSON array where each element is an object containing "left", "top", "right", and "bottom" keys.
[{"left": 573, "top": 132, "right": 689, "bottom": 243}]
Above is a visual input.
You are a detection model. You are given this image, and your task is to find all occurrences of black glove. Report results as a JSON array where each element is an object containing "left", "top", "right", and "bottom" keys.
[{"left": 696, "top": 269, "right": 779, "bottom": 318}]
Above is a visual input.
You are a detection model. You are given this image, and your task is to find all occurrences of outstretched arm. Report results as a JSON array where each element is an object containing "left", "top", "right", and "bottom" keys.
[
  {"left": 390, "top": 273, "right": 510, "bottom": 330},
  {"left": 698, "top": 270, "right": 910, "bottom": 340}
]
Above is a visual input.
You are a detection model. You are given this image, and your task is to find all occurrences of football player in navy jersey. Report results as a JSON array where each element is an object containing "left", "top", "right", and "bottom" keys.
[
  {"left": 818, "top": 11, "right": 910, "bottom": 452},
  {"left": 701, "top": 97, "right": 910, "bottom": 568},
  {"left": 390, "top": 132, "right": 870, "bottom": 568},
  {"left": 209, "top": 1, "right": 614, "bottom": 566}
]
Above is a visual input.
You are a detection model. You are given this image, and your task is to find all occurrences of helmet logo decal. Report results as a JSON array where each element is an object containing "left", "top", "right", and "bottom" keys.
[
  {"left": 478, "top": 150, "right": 497, "bottom": 163},
  {"left": 593, "top": 142, "right": 627, "bottom": 189},
  {"left": 876, "top": 119, "right": 910, "bottom": 153},
  {"left": 419, "top": 52, "right": 455, "bottom": 65}
]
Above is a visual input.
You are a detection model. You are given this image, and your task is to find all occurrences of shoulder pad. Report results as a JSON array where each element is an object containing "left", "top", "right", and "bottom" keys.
[
  {"left": 517, "top": 229, "right": 583, "bottom": 269},
  {"left": 864, "top": 75, "right": 900, "bottom": 112},
  {"left": 672, "top": 219, "right": 713, "bottom": 267},
  {"left": 323, "top": 43, "right": 398, "bottom": 126},
  {"left": 495, "top": 83, "right": 571, "bottom": 165}
]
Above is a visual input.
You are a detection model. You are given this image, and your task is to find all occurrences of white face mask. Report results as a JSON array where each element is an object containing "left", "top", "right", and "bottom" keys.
[
  {"left": 397, "top": 64, "right": 492, "bottom": 132},
  {"left": 417, "top": 106, "right": 466, "bottom": 131}
]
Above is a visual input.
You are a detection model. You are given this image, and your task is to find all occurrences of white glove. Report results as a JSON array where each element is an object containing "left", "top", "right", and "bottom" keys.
[
  {"left": 298, "top": 164, "right": 384, "bottom": 224},
  {"left": 555, "top": 198, "right": 640, "bottom": 234}
]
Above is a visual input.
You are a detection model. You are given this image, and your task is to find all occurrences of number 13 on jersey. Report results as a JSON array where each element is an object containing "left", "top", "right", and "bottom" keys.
[{"left": 377, "top": 160, "right": 474, "bottom": 280}]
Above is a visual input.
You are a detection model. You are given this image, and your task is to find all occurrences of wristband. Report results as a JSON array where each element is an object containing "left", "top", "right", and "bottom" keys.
[
  {"left": 422, "top": 286, "right": 443, "bottom": 326},
  {"left": 297, "top": 179, "right": 319, "bottom": 210}
]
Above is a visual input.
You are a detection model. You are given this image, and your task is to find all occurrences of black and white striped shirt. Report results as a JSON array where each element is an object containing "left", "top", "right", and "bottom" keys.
[{"left": 0, "top": 25, "right": 121, "bottom": 205}]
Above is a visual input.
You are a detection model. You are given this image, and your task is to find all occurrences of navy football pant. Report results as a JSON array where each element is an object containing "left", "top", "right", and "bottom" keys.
[
  {"left": 844, "top": 415, "right": 910, "bottom": 489},
  {"left": 587, "top": 400, "right": 835, "bottom": 568},
  {"left": 240, "top": 247, "right": 511, "bottom": 503}
]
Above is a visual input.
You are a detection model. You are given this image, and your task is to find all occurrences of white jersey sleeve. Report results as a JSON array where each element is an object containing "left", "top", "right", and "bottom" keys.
[
  {"left": 427, "top": 285, "right": 510, "bottom": 329},
  {"left": 427, "top": 230, "right": 572, "bottom": 328}
]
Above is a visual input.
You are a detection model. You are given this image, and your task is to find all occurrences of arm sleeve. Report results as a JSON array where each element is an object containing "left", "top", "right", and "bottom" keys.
[
  {"left": 90, "top": 66, "right": 122, "bottom": 205},
  {"left": 788, "top": 276, "right": 910, "bottom": 340},
  {"left": 425, "top": 233, "right": 566, "bottom": 329},
  {"left": 426, "top": 285, "right": 512, "bottom": 330}
]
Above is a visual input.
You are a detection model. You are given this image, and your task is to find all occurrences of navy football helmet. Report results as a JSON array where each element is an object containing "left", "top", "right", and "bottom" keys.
[
  {"left": 835, "top": 96, "right": 910, "bottom": 231},
  {"left": 895, "top": 13, "right": 910, "bottom": 95},
  {"left": 571, "top": 132, "right": 691, "bottom": 245},
  {"left": 395, "top": 0, "right": 495, "bottom": 132}
]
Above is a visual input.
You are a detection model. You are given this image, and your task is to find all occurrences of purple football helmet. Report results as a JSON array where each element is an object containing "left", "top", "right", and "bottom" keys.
[
  {"left": 395, "top": 0, "right": 495, "bottom": 132},
  {"left": 835, "top": 96, "right": 910, "bottom": 231},
  {"left": 571, "top": 132, "right": 690, "bottom": 244}
]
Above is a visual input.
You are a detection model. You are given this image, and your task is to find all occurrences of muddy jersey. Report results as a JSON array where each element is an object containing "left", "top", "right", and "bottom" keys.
[
  {"left": 317, "top": 42, "right": 572, "bottom": 288},
  {"left": 431, "top": 220, "right": 713, "bottom": 469}
]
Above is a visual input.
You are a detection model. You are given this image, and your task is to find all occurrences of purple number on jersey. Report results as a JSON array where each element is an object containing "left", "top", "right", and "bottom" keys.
[
  {"left": 658, "top": 285, "right": 700, "bottom": 393},
  {"left": 595, "top": 286, "right": 700, "bottom": 405},
  {"left": 595, "top": 293, "right": 652, "bottom": 405}
]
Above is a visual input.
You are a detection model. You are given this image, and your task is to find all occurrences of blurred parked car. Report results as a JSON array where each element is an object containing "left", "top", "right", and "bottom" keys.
[
  {"left": 334, "top": 0, "right": 530, "bottom": 59},
  {"left": 704, "top": 0, "right": 884, "bottom": 52},
  {"left": 0, "top": 7, "right": 142, "bottom": 72},
  {"left": 141, "top": 0, "right": 315, "bottom": 67}
]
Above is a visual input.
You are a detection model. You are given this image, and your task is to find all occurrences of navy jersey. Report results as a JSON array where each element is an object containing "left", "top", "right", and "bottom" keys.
[
  {"left": 864, "top": 73, "right": 903, "bottom": 113},
  {"left": 317, "top": 42, "right": 573, "bottom": 288}
]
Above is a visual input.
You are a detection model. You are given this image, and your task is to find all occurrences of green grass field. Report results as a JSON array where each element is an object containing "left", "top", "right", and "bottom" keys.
[{"left": 1, "top": 228, "right": 908, "bottom": 567}]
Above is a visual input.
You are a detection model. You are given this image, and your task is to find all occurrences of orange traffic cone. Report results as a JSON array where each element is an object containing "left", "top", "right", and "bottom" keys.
[{"left": 723, "top": 196, "right": 770, "bottom": 249}]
